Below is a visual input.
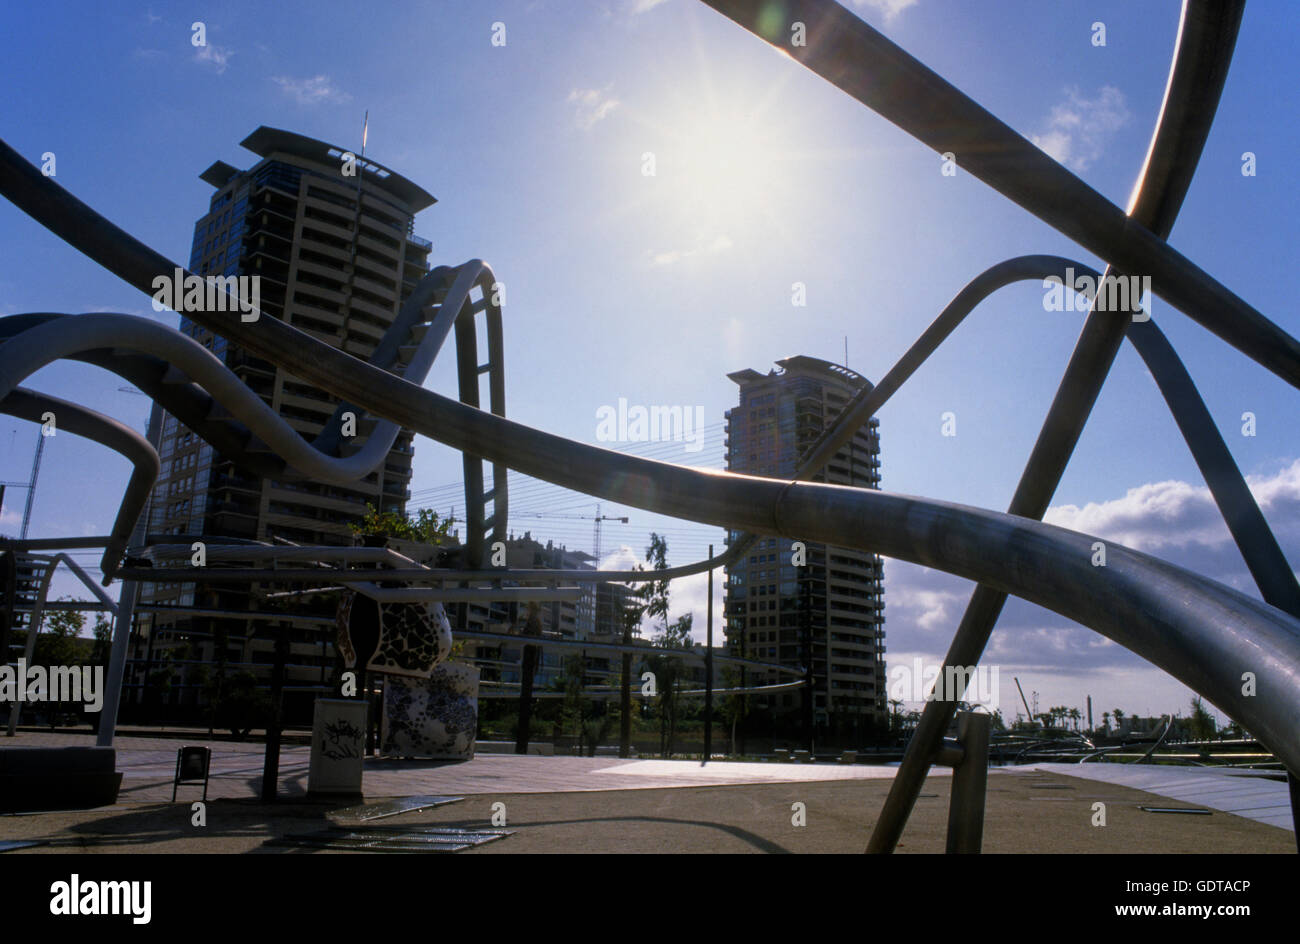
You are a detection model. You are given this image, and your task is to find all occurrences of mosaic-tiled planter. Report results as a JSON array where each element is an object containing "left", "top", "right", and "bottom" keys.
[
  {"left": 335, "top": 591, "right": 453, "bottom": 679},
  {"left": 381, "top": 662, "right": 480, "bottom": 760}
]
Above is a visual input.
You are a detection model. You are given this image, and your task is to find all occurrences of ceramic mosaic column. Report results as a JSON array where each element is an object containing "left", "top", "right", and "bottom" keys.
[{"left": 381, "top": 662, "right": 480, "bottom": 759}]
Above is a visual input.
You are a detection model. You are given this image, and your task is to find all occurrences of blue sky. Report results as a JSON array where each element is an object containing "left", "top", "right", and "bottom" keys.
[{"left": 2, "top": 0, "right": 1298, "bottom": 724}]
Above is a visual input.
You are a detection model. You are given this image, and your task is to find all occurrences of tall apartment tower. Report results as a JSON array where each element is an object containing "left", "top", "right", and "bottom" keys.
[
  {"left": 723, "top": 356, "right": 887, "bottom": 734},
  {"left": 136, "top": 127, "right": 434, "bottom": 710}
]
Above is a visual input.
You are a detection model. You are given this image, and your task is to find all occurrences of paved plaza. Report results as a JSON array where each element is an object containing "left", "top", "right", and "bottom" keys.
[{"left": 0, "top": 732, "right": 1293, "bottom": 853}]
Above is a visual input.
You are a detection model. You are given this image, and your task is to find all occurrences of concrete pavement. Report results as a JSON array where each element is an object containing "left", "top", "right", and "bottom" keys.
[{"left": 1, "top": 732, "right": 1293, "bottom": 853}]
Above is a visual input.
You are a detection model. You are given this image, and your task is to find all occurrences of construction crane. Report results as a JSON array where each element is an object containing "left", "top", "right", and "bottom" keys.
[
  {"left": 517, "top": 503, "right": 628, "bottom": 566},
  {"left": 518, "top": 505, "right": 628, "bottom": 636},
  {"left": 1, "top": 428, "right": 48, "bottom": 540}
]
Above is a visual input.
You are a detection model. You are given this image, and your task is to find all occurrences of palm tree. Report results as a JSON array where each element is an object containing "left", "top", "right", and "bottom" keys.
[{"left": 888, "top": 698, "right": 904, "bottom": 733}]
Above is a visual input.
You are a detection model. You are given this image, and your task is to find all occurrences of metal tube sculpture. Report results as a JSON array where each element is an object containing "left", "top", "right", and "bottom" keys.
[{"left": 0, "top": 0, "right": 1295, "bottom": 850}]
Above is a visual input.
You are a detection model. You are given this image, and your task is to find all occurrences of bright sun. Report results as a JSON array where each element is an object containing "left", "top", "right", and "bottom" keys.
[{"left": 664, "top": 107, "right": 785, "bottom": 235}]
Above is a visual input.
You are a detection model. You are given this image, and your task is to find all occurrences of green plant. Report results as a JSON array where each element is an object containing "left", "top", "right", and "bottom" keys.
[
  {"left": 1188, "top": 696, "right": 1217, "bottom": 741},
  {"left": 214, "top": 670, "right": 270, "bottom": 739},
  {"left": 445, "top": 637, "right": 470, "bottom": 663},
  {"left": 349, "top": 503, "right": 456, "bottom": 544}
]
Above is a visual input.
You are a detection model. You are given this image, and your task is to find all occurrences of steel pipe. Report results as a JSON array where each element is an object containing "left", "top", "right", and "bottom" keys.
[
  {"left": 0, "top": 387, "right": 159, "bottom": 579},
  {"left": 696, "top": 1, "right": 1298, "bottom": 386},
  {"left": 867, "top": 0, "right": 1247, "bottom": 853}
]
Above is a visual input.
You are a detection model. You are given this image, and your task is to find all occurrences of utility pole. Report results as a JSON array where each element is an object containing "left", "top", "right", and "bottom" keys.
[{"left": 703, "top": 543, "right": 713, "bottom": 767}]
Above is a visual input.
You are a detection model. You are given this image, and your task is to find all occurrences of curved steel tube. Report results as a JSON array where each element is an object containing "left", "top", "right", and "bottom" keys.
[
  {"left": 0, "top": 258, "right": 1139, "bottom": 591},
  {"left": 0, "top": 264, "right": 484, "bottom": 486},
  {"left": 1127, "top": 321, "right": 1300, "bottom": 616},
  {"left": 0, "top": 313, "right": 281, "bottom": 477},
  {"left": 0, "top": 267, "right": 485, "bottom": 488},
  {"left": 0, "top": 313, "right": 462, "bottom": 487},
  {"left": 0, "top": 0, "right": 1294, "bottom": 851},
  {"left": 866, "top": 0, "right": 1249, "bottom": 853},
  {"left": 309, "top": 263, "right": 458, "bottom": 457},
  {"left": 2, "top": 311, "right": 1298, "bottom": 769},
  {"left": 21, "top": 254, "right": 1288, "bottom": 612},
  {"left": 0, "top": 387, "right": 159, "bottom": 579},
  {"left": 697, "top": 1, "right": 1300, "bottom": 388},
  {"left": 820, "top": 254, "right": 1300, "bottom": 624}
]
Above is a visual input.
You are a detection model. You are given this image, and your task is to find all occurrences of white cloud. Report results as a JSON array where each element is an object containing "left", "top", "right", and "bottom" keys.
[
  {"left": 1030, "top": 85, "right": 1131, "bottom": 172},
  {"left": 630, "top": 0, "right": 671, "bottom": 13},
  {"left": 881, "top": 460, "right": 1300, "bottom": 715},
  {"left": 598, "top": 544, "right": 640, "bottom": 572},
  {"left": 271, "top": 75, "right": 353, "bottom": 106},
  {"left": 596, "top": 543, "right": 725, "bottom": 644},
  {"left": 193, "top": 43, "right": 232, "bottom": 74},
  {"left": 648, "top": 233, "right": 733, "bottom": 266},
  {"left": 1044, "top": 460, "right": 1300, "bottom": 567},
  {"left": 852, "top": 0, "right": 919, "bottom": 22},
  {"left": 568, "top": 86, "right": 619, "bottom": 130}
]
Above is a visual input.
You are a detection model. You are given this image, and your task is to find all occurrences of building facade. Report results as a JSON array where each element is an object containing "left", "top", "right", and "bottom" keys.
[
  {"left": 132, "top": 127, "right": 435, "bottom": 713},
  {"left": 723, "top": 356, "right": 887, "bottom": 735},
  {"left": 467, "top": 534, "right": 635, "bottom": 693}
]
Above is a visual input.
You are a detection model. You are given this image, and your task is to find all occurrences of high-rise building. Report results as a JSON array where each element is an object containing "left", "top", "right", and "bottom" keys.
[
  {"left": 723, "top": 356, "right": 887, "bottom": 733},
  {"left": 134, "top": 127, "right": 435, "bottom": 712}
]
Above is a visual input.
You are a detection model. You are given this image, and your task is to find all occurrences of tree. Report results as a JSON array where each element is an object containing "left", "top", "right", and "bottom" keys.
[
  {"left": 515, "top": 601, "right": 544, "bottom": 754},
  {"left": 639, "top": 534, "right": 671, "bottom": 637},
  {"left": 720, "top": 663, "right": 751, "bottom": 755},
  {"left": 620, "top": 534, "right": 669, "bottom": 757},
  {"left": 29, "top": 601, "right": 90, "bottom": 726},
  {"left": 888, "top": 698, "right": 905, "bottom": 734},
  {"left": 349, "top": 503, "right": 455, "bottom": 544},
  {"left": 33, "top": 601, "right": 86, "bottom": 669},
  {"left": 215, "top": 670, "right": 268, "bottom": 739},
  {"left": 1188, "top": 696, "right": 1217, "bottom": 741},
  {"left": 647, "top": 612, "right": 693, "bottom": 757},
  {"left": 559, "top": 651, "right": 588, "bottom": 750},
  {"left": 617, "top": 587, "right": 644, "bottom": 758},
  {"left": 90, "top": 614, "right": 112, "bottom": 666}
]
